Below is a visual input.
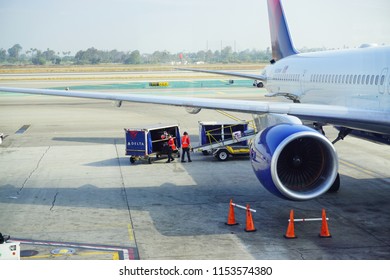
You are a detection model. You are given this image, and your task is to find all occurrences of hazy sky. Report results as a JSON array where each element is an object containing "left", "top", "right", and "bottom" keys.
[{"left": 1, "top": 0, "right": 389, "bottom": 54}]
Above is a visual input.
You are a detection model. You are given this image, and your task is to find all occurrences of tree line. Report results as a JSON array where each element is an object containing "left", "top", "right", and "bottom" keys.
[
  {"left": 1, "top": 44, "right": 275, "bottom": 65},
  {"left": 1, "top": 44, "right": 328, "bottom": 66}
]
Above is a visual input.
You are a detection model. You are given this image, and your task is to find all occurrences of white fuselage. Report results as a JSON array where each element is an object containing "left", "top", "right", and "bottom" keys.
[{"left": 265, "top": 45, "right": 390, "bottom": 112}]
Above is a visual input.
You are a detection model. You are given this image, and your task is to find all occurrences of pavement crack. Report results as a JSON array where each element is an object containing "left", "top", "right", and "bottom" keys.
[
  {"left": 18, "top": 146, "right": 50, "bottom": 195},
  {"left": 50, "top": 192, "right": 59, "bottom": 211}
]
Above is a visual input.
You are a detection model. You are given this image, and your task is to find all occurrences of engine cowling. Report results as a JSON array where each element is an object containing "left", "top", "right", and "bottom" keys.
[
  {"left": 250, "top": 124, "right": 338, "bottom": 200},
  {"left": 185, "top": 107, "right": 202, "bottom": 114}
]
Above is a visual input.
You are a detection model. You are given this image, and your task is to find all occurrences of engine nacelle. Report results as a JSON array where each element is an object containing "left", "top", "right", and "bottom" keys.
[
  {"left": 250, "top": 124, "right": 338, "bottom": 200},
  {"left": 185, "top": 107, "right": 202, "bottom": 114}
]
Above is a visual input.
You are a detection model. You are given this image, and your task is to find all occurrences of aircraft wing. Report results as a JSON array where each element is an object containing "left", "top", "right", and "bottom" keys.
[
  {"left": 1, "top": 86, "right": 389, "bottom": 134},
  {"left": 176, "top": 68, "right": 266, "bottom": 81}
]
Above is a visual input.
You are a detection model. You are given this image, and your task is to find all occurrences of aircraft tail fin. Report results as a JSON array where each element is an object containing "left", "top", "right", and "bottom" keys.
[{"left": 267, "top": 0, "right": 298, "bottom": 61}]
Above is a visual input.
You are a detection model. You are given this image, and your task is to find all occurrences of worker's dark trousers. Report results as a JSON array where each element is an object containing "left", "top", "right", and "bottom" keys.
[{"left": 181, "top": 147, "right": 191, "bottom": 161}]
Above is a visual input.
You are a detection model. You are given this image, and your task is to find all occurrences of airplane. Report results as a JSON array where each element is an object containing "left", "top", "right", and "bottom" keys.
[{"left": 1, "top": 0, "right": 389, "bottom": 201}]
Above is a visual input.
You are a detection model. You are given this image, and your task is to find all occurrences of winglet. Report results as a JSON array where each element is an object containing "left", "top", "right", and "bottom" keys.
[{"left": 267, "top": 0, "right": 298, "bottom": 61}]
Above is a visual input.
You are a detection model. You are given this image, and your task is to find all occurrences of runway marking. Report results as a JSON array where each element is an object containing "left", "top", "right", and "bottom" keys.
[
  {"left": 339, "top": 159, "right": 390, "bottom": 183},
  {"left": 128, "top": 224, "right": 135, "bottom": 243},
  {"left": 24, "top": 251, "right": 119, "bottom": 259},
  {"left": 10, "top": 238, "right": 138, "bottom": 260},
  {"left": 215, "top": 91, "right": 226, "bottom": 95}
]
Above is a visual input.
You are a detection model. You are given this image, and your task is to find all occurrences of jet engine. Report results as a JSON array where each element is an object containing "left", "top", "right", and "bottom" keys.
[{"left": 250, "top": 124, "right": 338, "bottom": 200}]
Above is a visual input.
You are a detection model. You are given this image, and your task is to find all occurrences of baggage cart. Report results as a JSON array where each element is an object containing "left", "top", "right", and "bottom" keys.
[{"left": 125, "top": 124, "right": 181, "bottom": 164}]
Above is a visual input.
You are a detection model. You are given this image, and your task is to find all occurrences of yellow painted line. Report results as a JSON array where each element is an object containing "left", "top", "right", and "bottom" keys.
[
  {"left": 128, "top": 224, "right": 135, "bottom": 243},
  {"left": 113, "top": 252, "right": 120, "bottom": 260},
  {"left": 22, "top": 251, "right": 119, "bottom": 259},
  {"left": 339, "top": 159, "right": 377, "bottom": 177},
  {"left": 215, "top": 91, "right": 226, "bottom": 95}
]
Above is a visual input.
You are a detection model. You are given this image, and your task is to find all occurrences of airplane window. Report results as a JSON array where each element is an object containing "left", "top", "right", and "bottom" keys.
[
  {"left": 357, "top": 75, "right": 361, "bottom": 84},
  {"left": 349, "top": 75, "right": 353, "bottom": 84},
  {"left": 346, "top": 75, "right": 349, "bottom": 84},
  {"left": 338, "top": 75, "right": 342, "bottom": 83},
  {"left": 375, "top": 75, "right": 379, "bottom": 85},
  {"left": 353, "top": 75, "right": 357, "bottom": 84},
  {"left": 321, "top": 75, "right": 325, "bottom": 83},
  {"left": 332, "top": 75, "right": 335, "bottom": 83},
  {"left": 370, "top": 75, "right": 374, "bottom": 85},
  {"left": 366, "top": 75, "right": 370, "bottom": 84},
  {"left": 342, "top": 75, "right": 345, "bottom": 84},
  {"left": 380, "top": 75, "right": 385, "bottom": 85},
  {"left": 362, "top": 75, "right": 365, "bottom": 84}
]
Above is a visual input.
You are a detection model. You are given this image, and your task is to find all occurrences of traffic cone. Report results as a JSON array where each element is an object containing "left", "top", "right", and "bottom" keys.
[
  {"left": 244, "top": 204, "right": 256, "bottom": 232},
  {"left": 319, "top": 209, "right": 332, "bottom": 238},
  {"left": 225, "top": 199, "right": 238, "bottom": 226},
  {"left": 284, "top": 209, "right": 297, "bottom": 239}
]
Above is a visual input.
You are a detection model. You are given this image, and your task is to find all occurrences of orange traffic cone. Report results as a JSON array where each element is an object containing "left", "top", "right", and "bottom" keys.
[
  {"left": 284, "top": 209, "right": 297, "bottom": 239},
  {"left": 244, "top": 204, "right": 256, "bottom": 232},
  {"left": 319, "top": 209, "right": 332, "bottom": 238},
  {"left": 225, "top": 199, "right": 238, "bottom": 226}
]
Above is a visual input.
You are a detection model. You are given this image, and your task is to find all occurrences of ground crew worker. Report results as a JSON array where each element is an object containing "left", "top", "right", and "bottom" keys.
[
  {"left": 166, "top": 135, "right": 176, "bottom": 163},
  {"left": 181, "top": 131, "right": 192, "bottom": 162}
]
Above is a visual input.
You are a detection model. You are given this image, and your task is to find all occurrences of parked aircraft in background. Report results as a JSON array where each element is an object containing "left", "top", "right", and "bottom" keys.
[{"left": 1, "top": 0, "right": 389, "bottom": 201}]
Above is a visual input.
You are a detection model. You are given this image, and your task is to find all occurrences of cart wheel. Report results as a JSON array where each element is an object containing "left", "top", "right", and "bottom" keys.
[
  {"left": 130, "top": 157, "right": 135, "bottom": 164},
  {"left": 177, "top": 152, "right": 180, "bottom": 158},
  {"left": 216, "top": 149, "right": 229, "bottom": 161},
  {"left": 148, "top": 157, "right": 152, "bottom": 164}
]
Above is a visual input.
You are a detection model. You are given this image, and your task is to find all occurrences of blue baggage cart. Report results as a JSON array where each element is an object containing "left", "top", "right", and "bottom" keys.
[{"left": 125, "top": 124, "right": 181, "bottom": 164}]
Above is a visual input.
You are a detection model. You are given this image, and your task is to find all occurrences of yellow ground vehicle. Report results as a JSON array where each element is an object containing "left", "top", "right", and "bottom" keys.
[{"left": 193, "top": 121, "right": 255, "bottom": 161}]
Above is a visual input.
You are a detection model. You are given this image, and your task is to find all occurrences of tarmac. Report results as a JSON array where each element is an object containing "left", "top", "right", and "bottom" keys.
[{"left": 1, "top": 71, "right": 390, "bottom": 260}]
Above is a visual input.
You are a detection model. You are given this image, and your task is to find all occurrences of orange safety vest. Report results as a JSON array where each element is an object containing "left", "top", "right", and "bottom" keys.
[
  {"left": 168, "top": 137, "right": 176, "bottom": 150},
  {"left": 181, "top": 135, "right": 190, "bottom": 148}
]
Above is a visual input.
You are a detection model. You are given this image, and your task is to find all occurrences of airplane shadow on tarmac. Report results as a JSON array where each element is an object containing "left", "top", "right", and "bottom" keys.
[{"left": 1, "top": 152, "right": 390, "bottom": 259}]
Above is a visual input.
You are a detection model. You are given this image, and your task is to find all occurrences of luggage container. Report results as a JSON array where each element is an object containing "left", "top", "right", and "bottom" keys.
[
  {"left": 0, "top": 233, "right": 20, "bottom": 260},
  {"left": 125, "top": 124, "right": 181, "bottom": 164}
]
